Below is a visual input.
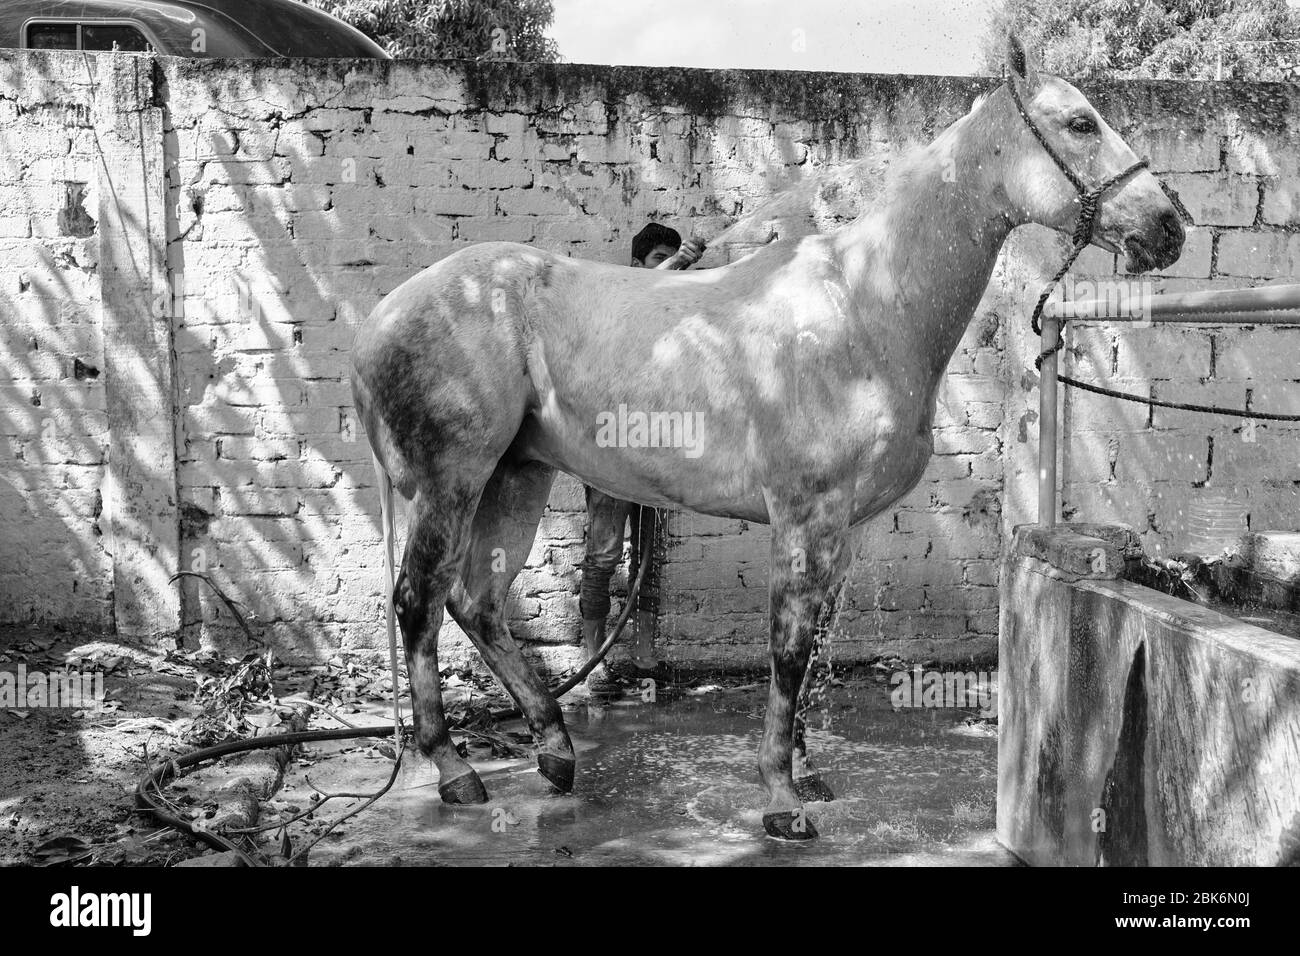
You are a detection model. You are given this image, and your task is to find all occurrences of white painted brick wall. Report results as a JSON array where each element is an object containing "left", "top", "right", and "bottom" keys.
[
  {"left": 2, "top": 51, "right": 1298, "bottom": 672},
  {"left": 0, "top": 53, "right": 113, "bottom": 628}
]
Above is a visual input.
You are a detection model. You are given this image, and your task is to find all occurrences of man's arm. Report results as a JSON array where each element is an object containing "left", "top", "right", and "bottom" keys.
[{"left": 656, "top": 237, "right": 706, "bottom": 270}]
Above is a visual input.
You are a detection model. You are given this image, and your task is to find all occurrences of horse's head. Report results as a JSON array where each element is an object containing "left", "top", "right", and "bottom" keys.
[{"left": 995, "top": 34, "right": 1184, "bottom": 273}]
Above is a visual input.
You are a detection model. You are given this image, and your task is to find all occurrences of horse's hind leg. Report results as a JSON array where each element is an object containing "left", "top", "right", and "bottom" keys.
[
  {"left": 398, "top": 489, "right": 489, "bottom": 805},
  {"left": 447, "top": 459, "right": 577, "bottom": 792}
]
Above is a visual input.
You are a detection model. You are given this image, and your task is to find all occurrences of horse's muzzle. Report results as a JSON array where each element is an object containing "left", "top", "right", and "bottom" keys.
[{"left": 1124, "top": 210, "right": 1185, "bottom": 273}]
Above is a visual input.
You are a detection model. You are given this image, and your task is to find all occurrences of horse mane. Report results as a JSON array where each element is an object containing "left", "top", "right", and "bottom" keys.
[{"left": 698, "top": 88, "right": 998, "bottom": 268}]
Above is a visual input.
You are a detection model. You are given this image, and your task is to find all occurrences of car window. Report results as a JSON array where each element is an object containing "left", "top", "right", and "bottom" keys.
[
  {"left": 81, "top": 24, "right": 151, "bottom": 53},
  {"left": 25, "top": 22, "right": 153, "bottom": 53},
  {"left": 27, "top": 23, "right": 77, "bottom": 50}
]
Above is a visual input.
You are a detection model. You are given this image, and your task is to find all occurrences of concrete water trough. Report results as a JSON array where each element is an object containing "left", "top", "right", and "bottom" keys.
[{"left": 997, "top": 522, "right": 1300, "bottom": 866}]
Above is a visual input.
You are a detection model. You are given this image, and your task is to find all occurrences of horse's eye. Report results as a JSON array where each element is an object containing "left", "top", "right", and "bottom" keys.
[{"left": 1069, "top": 116, "right": 1097, "bottom": 135}]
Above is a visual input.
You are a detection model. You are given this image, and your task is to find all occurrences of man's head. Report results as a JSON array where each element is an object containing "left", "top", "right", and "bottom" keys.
[{"left": 631, "top": 222, "right": 682, "bottom": 268}]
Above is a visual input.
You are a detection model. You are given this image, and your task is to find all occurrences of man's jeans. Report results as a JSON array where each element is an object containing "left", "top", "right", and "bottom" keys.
[{"left": 579, "top": 486, "right": 661, "bottom": 622}]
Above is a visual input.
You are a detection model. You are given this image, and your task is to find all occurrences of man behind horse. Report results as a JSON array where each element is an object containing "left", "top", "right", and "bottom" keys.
[{"left": 581, "top": 223, "right": 704, "bottom": 694}]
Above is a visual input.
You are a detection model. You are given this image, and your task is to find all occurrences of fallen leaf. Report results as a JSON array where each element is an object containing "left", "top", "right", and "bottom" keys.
[
  {"left": 33, "top": 836, "right": 93, "bottom": 866},
  {"left": 92, "top": 838, "right": 154, "bottom": 866},
  {"left": 245, "top": 710, "right": 282, "bottom": 730}
]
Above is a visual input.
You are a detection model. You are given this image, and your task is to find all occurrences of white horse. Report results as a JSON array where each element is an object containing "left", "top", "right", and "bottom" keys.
[{"left": 350, "top": 36, "right": 1183, "bottom": 840}]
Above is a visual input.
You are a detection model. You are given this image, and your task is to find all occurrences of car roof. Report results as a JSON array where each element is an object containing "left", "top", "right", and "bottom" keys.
[{"left": 3, "top": 0, "right": 391, "bottom": 58}]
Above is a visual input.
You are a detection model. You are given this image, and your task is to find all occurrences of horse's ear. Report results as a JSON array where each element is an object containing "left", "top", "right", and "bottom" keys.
[{"left": 1006, "top": 32, "right": 1040, "bottom": 87}]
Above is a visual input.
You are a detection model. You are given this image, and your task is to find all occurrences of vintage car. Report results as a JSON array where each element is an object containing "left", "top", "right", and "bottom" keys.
[{"left": 0, "top": 0, "right": 390, "bottom": 57}]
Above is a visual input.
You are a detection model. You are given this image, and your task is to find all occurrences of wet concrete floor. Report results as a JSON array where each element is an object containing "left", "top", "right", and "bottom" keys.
[{"left": 292, "top": 677, "right": 1017, "bottom": 866}]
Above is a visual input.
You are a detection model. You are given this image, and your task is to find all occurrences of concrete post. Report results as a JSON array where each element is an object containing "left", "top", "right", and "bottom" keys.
[{"left": 93, "top": 54, "right": 180, "bottom": 639}]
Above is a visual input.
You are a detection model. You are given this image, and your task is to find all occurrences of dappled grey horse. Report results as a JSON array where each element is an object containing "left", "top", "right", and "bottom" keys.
[{"left": 351, "top": 36, "right": 1183, "bottom": 840}]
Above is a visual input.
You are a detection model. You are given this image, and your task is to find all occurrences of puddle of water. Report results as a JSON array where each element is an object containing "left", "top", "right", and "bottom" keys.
[{"left": 290, "top": 679, "right": 1014, "bottom": 867}]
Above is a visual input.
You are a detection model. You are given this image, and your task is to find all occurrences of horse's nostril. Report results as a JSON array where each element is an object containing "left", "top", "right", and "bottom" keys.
[{"left": 1161, "top": 210, "right": 1185, "bottom": 244}]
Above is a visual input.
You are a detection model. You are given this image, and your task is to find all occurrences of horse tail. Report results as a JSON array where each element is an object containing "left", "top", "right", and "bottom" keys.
[{"left": 372, "top": 450, "right": 404, "bottom": 741}]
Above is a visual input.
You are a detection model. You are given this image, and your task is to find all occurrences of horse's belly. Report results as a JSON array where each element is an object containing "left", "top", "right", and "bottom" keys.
[{"left": 514, "top": 412, "right": 770, "bottom": 520}]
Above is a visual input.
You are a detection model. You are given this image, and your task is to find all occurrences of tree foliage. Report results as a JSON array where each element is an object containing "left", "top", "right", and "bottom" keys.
[
  {"left": 980, "top": 0, "right": 1300, "bottom": 79},
  {"left": 304, "top": 0, "right": 560, "bottom": 60}
]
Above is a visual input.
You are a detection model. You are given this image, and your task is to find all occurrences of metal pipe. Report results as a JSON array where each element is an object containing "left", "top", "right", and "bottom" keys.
[
  {"left": 1038, "top": 316, "right": 1060, "bottom": 527},
  {"left": 1045, "top": 282, "right": 1300, "bottom": 322},
  {"left": 1058, "top": 310, "right": 1300, "bottom": 325},
  {"left": 1036, "top": 283, "right": 1300, "bottom": 529}
]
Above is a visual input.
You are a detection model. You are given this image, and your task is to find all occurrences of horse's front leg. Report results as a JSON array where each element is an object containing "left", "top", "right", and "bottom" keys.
[
  {"left": 792, "top": 580, "right": 843, "bottom": 804},
  {"left": 759, "top": 487, "right": 853, "bottom": 841}
]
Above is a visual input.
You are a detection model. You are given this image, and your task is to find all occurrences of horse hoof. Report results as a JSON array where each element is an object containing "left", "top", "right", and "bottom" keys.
[
  {"left": 537, "top": 753, "right": 575, "bottom": 793},
  {"left": 794, "top": 774, "right": 836, "bottom": 803},
  {"left": 437, "top": 770, "right": 488, "bottom": 805},
  {"left": 762, "top": 810, "right": 818, "bottom": 842}
]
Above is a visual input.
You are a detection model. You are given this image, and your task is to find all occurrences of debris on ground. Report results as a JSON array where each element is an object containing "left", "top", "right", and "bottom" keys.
[
  {"left": 1, "top": 621, "right": 994, "bottom": 866},
  {"left": 0, "top": 626, "right": 432, "bottom": 866}
]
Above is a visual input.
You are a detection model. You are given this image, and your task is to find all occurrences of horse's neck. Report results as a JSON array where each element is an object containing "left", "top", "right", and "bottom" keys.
[{"left": 836, "top": 105, "right": 1013, "bottom": 386}]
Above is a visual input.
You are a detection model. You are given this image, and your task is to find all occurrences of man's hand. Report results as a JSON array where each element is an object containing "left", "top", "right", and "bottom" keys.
[{"left": 657, "top": 237, "right": 707, "bottom": 270}]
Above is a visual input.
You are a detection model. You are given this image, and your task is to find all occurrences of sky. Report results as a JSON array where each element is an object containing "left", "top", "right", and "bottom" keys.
[{"left": 551, "top": 0, "right": 1000, "bottom": 75}]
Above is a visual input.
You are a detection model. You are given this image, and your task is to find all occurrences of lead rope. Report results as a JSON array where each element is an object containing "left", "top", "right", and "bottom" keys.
[{"left": 1008, "top": 80, "right": 1300, "bottom": 423}]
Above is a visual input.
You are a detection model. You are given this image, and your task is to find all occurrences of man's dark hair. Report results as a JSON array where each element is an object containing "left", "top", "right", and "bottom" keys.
[{"left": 631, "top": 222, "right": 682, "bottom": 263}]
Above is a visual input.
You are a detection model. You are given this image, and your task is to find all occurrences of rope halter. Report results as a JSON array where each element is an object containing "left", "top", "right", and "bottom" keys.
[
  {"left": 1006, "top": 77, "right": 1151, "bottom": 250},
  {"left": 1005, "top": 76, "right": 1151, "bottom": 360},
  {"left": 1007, "top": 78, "right": 1300, "bottom": 423}
]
